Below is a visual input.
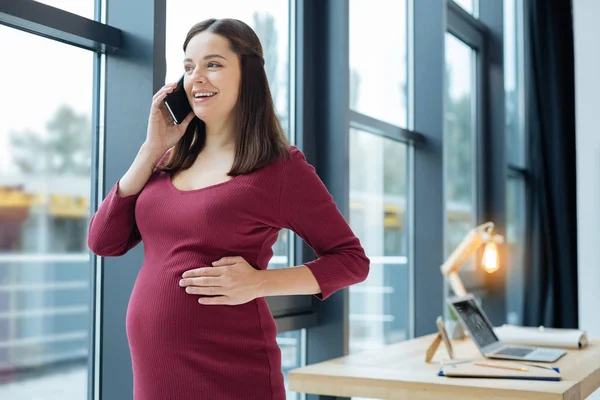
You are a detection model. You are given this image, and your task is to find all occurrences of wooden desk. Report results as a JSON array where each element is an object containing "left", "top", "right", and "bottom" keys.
[{"left": 288, "top": 334, "right": 600, "bottom": 399}]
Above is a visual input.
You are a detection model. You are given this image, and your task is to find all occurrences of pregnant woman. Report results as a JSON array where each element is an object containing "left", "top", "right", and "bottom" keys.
[{"left": 87, "top": 18, "right": 370, "bottom": 400}]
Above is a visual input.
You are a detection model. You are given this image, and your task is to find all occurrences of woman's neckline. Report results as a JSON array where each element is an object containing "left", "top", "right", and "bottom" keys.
[{"left": 167, "top": 172, "right": 240, "bottom": 194}]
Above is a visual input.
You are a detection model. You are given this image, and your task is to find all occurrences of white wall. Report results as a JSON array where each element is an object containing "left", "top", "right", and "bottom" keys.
[
  {"left": 574, "top": 0, "right": 600, "bottom": 338},
  {"left": 574, "top": 2, "right": 600, "bottom": 398}
]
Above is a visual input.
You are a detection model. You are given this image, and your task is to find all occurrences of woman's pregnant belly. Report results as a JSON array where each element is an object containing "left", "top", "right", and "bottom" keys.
[
  {"left": 125, "top": 258, "right": 279, "bottom": 371},
  {"left": 123, "top": 257, "right": 284, "bottom": 399}
]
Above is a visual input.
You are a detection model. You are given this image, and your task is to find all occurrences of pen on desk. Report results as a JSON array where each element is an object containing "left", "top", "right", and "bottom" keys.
[
  {"left": 474, "top": 362, "right": 528, "bottom": 372},
  {"left": 518, "top": 362, "right": 555, "bottom": 370}
]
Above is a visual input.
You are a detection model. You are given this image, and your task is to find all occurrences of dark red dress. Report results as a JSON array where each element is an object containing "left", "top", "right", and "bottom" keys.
[{"left": 87, "top": 147, "right": 370, "bottom": 399}]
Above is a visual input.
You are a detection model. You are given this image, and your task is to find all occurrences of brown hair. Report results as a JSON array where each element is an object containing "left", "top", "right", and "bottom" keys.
[{"left": 160, "top": 18, "right": 290, "bottom": 176}]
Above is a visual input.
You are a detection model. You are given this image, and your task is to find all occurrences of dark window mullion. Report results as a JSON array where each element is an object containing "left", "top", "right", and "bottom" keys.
[
  {"left": 507, "top": 164, "right": 528, "bottom": 179},
  {"left": 0, "top": 0, "right": 121, "bottom": 52},
  {"left": 446, "top": 0, "right": 488, "bottom": 38},
  {"left": 350, "top": 111, "right": 426, "bottom": 145}
]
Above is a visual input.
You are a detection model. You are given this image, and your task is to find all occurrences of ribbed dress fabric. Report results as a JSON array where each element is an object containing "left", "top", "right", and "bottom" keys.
[{"left": 87, "top": 146, "right": 369, "bottom": 400}]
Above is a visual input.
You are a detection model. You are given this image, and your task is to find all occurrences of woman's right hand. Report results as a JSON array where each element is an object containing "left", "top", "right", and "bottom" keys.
[{"left": 145, "top": 82, "right": 195, "bottom": 154}]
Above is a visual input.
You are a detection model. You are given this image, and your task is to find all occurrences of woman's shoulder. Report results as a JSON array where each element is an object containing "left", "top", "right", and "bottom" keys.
[
  {"left": 281, "top": 145, "right": 306, "bottom": 165},
  {"left": 267, "top": 145, "right": 309, "bottom": 174},
  {"left": 258, "top": 145, "right": 302, "bottom": 168},
  {"left": 286, "top": 145, "right": 304, "bottom": 159},
  {"left": 245, "top": 145, "right": 304, "bottom": 182}
]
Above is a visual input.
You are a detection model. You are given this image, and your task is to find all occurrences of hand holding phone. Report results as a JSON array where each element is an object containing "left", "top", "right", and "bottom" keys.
[
  {"left": 145, "top": 77, "right": 194, "bottom": 154},
  {"left": 163, "top": 75, "right": 193, "bottom": 125}
]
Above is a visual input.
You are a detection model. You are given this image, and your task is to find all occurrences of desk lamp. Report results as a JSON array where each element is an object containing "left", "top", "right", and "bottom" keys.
[{"left": 440, "top": 221, "right": 504, "bottom": 296}]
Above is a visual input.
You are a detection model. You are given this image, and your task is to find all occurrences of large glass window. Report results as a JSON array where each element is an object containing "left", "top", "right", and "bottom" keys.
[
  {"left": 349, "top": 0, "right": 408, "bottom": 128},
  {"left": 444, "top": 33, "right": 477, "bottom": 269},
  {"left": 505, "top": 0, "right": 525, "bottom": 167},
  {"left": 34, "top": 0, "right": 95, "bottom": 20},
  {"left": 504, "top": 0, "right": 527, "bottom": 325},
  {"left": 0, "top": 26, "right": 94, "bottom": 399},
  {"left": 348, "top": 0, "right": 411, "bottom": 358},
  {"left": 453, "top": 0, "right": 478, "bottom": 17},
  {"left": 348, "top": 129, "right": 410, "bottom": 352},
  {"left": 506, "top": 175, "right": 525, "bottom": 324},
  {"left": 278, "top": 329, "right": 305, "bottom": 400}
]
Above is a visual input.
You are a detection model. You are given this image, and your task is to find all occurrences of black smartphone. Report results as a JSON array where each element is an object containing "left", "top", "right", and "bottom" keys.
[{"left": 163, "top": 75, "right": 192, "bottom": 125}]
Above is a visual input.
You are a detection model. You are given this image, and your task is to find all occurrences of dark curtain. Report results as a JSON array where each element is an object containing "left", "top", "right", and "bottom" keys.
[{"left": 523, "top": 0, "right": 578, "bottom": 328}]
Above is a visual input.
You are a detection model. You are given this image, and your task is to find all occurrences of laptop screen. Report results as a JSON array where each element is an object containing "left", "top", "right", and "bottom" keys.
[{"left": 452, "top": 298, "right": 500, "bottom": 348}]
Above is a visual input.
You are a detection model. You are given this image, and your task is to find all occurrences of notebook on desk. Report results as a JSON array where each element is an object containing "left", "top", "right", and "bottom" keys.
[{"left": 439, "top": 360, "right": 561, "bottom": 381}]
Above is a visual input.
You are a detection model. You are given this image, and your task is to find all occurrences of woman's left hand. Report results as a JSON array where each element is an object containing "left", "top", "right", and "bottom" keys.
[{"left": 179, "top": 256, "right": 264, "bottom": 305}]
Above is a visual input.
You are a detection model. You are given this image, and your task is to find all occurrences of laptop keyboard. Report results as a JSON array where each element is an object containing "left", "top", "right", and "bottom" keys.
[{"left": 494, "top": 347, "right": 534, "bottom": 357}]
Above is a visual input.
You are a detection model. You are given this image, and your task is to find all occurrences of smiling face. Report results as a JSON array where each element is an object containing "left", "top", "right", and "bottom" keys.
[{"left": 182, "top": 31, "right": 242, "bottom": 125}]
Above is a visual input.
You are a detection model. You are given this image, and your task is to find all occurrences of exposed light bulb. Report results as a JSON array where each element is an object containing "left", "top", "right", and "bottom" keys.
[{"left": 481, "top": 242, "right": 499, "bottom": 273}]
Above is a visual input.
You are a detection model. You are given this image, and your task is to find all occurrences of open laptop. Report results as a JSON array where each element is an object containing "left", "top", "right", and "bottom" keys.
[{"left": 448, "top": 294, "right": 566, "bottom": 363}]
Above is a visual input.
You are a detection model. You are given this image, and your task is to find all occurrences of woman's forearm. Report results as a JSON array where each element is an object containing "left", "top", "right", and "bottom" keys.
[
  {"left": 257, "top": 265, "right": 321, "bottom": 297},
  {"left": 117, "top": 144, "right": 165, "bottom": 197}
]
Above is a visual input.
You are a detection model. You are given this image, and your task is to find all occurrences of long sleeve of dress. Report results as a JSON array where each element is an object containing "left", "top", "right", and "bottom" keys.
[
  {"left": 87, "top": 181, "right": 142, "bottom": 257},
  {"left": 278, "top": 148, "right": 370, "bottom": 300},
  {"left": 87, "top": 150, "right": 170, "bottom": 257}
]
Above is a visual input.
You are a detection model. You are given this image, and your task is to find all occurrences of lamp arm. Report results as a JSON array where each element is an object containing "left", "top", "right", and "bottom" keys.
[
  {"left": 446, "top": 272, "right": 467, "bottom": 297},
  {"left": 440, "top": 227, "right": 486, "bottom": 276}
]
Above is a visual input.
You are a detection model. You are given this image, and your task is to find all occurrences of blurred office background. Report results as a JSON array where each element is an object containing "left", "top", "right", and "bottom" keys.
[{"left": 0, "top": 0, "right": 597, "bottom": 399}]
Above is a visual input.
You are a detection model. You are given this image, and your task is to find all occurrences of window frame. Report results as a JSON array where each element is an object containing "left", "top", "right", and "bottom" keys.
[
  {"left": 0, "top": 0, "right": 120, "bottom": 51},
  {"left": 0, "top": 1, "right": 122, "bottom": 399},
  {"left": 505, "top": 0, "right": 528, "bottom": 326},
  {"left": 439, "top": 0, "right": 507, "bottom": 325},
  {"left": 445, "top": 2, "right": 488, "bottom": 293}
]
